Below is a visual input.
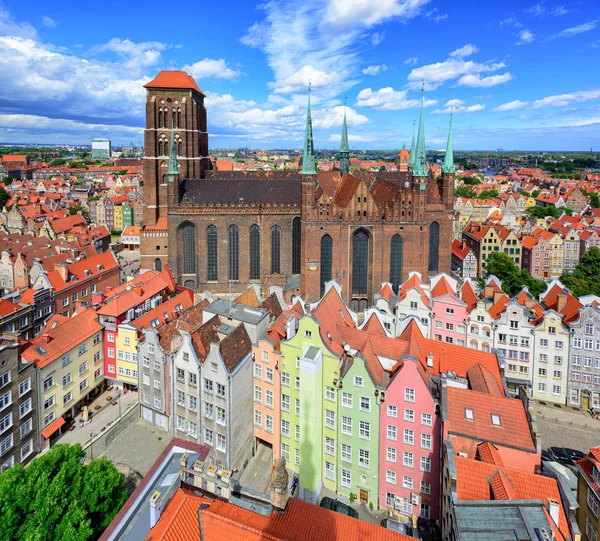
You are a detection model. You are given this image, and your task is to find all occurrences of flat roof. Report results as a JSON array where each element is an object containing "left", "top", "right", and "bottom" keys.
[{"left": 206, "top": 299, "right": 268, "bottom": 325}]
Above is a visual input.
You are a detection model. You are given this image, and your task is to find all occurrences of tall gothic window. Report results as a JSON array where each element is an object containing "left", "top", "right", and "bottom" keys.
[
  {"left": 428, "top": 221, "right": 440, "bottom": 274},
  {"left": 153, "top": 258, "right": 162, "bottom": 272},
  {"left": 390, "top": 235, "right": 404, "bottom": 294},
  {"left": 250, "top": 225, "right": 261, "bottom": 280},
  {"left": 158, "top": 108, "right": 163, "bottom": 130},
  {"left": 206, "top": 225, "right": 218, "bottom": 281},
  {"left": 177, "top": 108, "right": 182, "bottom": 129},
  {"left": 158, "top": 140, "right": 163, "bottom": 156},
  {"left": 271, "top": 225, "right": 281, "bottom": 274},
  {"left": 292, "top": 217, "right": 301, "bottom": 275},
  {"left": 320, "top": 234, "right": 332, "bottom": 298},
  {"left": 163, "top": 108, "right": 168, "bottom": 129},
  {"left": 178, "top": 140, "right": 182, "bottom": 156},
  {"left": 182, "top": 222, "right": 196, "bottom": 274},
  {"left": 352, "top": 229, "right": 369, "bottom": 296},
  {"left": 228, "top": 225, "right": 239, "bottom": 281}
]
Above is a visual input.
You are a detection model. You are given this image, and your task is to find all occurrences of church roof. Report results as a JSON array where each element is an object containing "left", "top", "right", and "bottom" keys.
[
  {"left": 144, "top": 70, "right": 205, "bottom": 96},
  {"left": 181, "top": 176, "right": 301, "bottom": 206}
]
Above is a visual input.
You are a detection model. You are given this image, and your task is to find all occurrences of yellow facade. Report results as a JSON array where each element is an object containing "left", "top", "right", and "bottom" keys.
[
  {"left": 578, "top": 472, "right": 599, "bottom": 541},
  {"left": 113, "top": 204, "right": 124, "bottom": 231},
  {"left": 115, "top": 323, "right": 139, "bottom": 386},
  {"left": 38, "top": 330, "right": 104, "bottom": 435}
]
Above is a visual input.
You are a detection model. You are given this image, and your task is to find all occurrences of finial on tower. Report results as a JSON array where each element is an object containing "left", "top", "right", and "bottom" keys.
[
  {"left": 301, "top": 85, "right": 316, "bottom": 175},
  {"left": 413, "top": 83, "right": 428, "bottom": 178},
  {"left": 339, "top": 95, "right": 350, "bottom": 176},
  {"left": 442, "top": 107, "right": 455, "bottom": 174}
]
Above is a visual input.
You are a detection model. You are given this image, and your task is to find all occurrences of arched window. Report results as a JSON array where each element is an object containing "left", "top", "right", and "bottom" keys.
[
  {"left": 177, "top": 140, "right": 182, "bottom": 156},
  {"left": 163, "top": 109, "right": 168, "bottom": 129},
  {"left": 177, "top": 108, "right": 182, "bottom": 129},
  {"left": 271, "top": 225, "right": 281, "bottom": 274},
  {"left": 158, "top": 140, "right": 163, "bottom": 156},
  {"left": 250, "top": 224, "right": 261, "bottom": 280},
  {"left": 157, "top": 108, "right": 163, "bottom": 130},
  {"left": 320, "top": 234, "right": 332, "bottom": 298},
  {"left": 352, "top": 229, "right": 369, "bottom": 296},
  {"left": 182, "top": 222, "right": 196, "bottom": 274},
  {"left": 428, "top": 221, "right": 440, "bottom": 274},
  {"left": 390, "top": 234, "right": 403, "bottom": 294},
  {"left": 228, "top": 225, "right": 239, "bottom": 281},
  {"left": 153, "top": 258, "right": 162, "bottom": 272},
  {"left": 292, "top": 217, "right": 301, "bottom": 275},
  {"left": 206, "top": 225, "right": 218, "bottom": 281}
]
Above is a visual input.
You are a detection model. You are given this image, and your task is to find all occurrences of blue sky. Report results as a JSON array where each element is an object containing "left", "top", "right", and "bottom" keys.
[{"left": 0, "top": 0, "right": 599, "bottom": 150}]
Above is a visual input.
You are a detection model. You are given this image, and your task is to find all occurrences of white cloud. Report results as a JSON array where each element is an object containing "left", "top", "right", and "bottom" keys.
[
  {"left": 314, "top": 106, "right": 369, "bottom": 129},
  {"left": 499, "top": 16, "right": 517, "bottom": 26},
  {"left": 0, "top": 113, "right": 142, "bottom": 134},
  {"left": 445, "top": 99, "right": 464, "bottom": 107},
  {"left": 371, "top": 31, "right": 385, "bottom": 45},
  {"left": 425, "top": 7, "right": 448, "bottom": 23},
  {"left": 362, "top": 64, "right": 388, "bottom": 75},
  {"left": 553, "top": 19, "right": 598, "bottom": 38},
  {"left": 525, "top": 3, "right": 569, "bottom": 17},
  {"left": 433, "top": 104, "right": 485, "bottom": 114},
  {"left": 407, "top": 45, "right": 506, "bottom": 89},
  {"left": 41, "top": 16, "right": 56, "bottom": 28},
  {"left": 93, "top": 38, "right": 168, "bottom": 68},
  {"left": 355, "top": 87, "right": 437, "bottom": 111},
  {"left": 531, "top": 89, "right": 600, "bottom": 108},
  {"left": 493, "top": 100, "right": 530, "bottom": 111},
  {"left": 323, "top": 0, "right": 430, "bottom": 30},
  {"left": 268, "top": 65, "right": 349, "bottom": 94},
  {"left": 183, "top": 58, "right": 242, "bottom": 80},
  {"left": 0, "top": 4, "right": 38, "bottom": 39},
  {"left": 516, "top": 29, "right": 535, "bottom": 44},
  {"left": 450, "top": 43, "right": 479, "bottom": 57},
  {"left": 404, "top": 56, "right": 419, "bottom": 65},
  {"left": 328, "top": 133, "right": 374, "bottom": 143},
  {"left": 458, "top": 72, "right": 513, "bottom": 87}
]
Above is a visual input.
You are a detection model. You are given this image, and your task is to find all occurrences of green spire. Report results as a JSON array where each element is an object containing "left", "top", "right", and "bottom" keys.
[
  {"left": 339, "top": 96, "right": 350, "bottom": 176},
  {"left": 413, "top": 84, "right": 428, "bottom": 177},
  {"left": 409, "top": 120, "right": 416, "bottom": 169},
  {"left": 442, "top": 110, "right": 455, "bottom": 174},
  {"left": 167, "top": 112, "right": 179, "bottom": 178},
  {"left": 301, "top": 87, "right": 316, "bottom": 175}
]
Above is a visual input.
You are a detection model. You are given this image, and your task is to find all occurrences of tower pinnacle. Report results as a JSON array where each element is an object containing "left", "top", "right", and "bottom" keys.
[
  {"left": 301, "top": 85, "right": 316, "bottom": 175},
  {"left": 409, "top": 120, "right": 416, "bottom": 169},
  {"left": 413, "top": 83, "right": 428, "bottom": 178},
  {"left": 442, "top": 109, "right": 455, "bottom": 174},
  {"left": 167, "top": 112, "right": 179, "bottom": 177},
  {"left": 339, "top": 96, "right": 350, "bottom": 176}
]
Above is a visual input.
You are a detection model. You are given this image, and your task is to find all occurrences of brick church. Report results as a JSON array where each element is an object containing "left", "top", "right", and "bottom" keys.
[{"left": 140, "top": 70, "right": 455, "bottom": 310}]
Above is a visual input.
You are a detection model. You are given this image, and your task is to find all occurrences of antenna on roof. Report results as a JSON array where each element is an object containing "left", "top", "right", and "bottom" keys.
[{"left": 170, "top": 59, "right": 179, "bottom": 70}]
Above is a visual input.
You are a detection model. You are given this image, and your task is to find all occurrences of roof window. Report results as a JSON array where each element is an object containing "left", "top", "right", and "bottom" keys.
[
  {"left": 491, "top": 414, "right": 502, "bottom": 426},
  {"left": 465, "top": 408, "right": 474, "bottom": 420}
]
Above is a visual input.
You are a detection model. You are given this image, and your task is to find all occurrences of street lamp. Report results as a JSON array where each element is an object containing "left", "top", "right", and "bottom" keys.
[{"left": 89, "top": 431, "right": 94, "bottom": 460}]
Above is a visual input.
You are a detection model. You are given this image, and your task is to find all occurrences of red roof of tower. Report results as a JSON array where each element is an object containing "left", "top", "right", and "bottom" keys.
[{"left": 144, "top": 70, "right": 205, "bottom": 96}]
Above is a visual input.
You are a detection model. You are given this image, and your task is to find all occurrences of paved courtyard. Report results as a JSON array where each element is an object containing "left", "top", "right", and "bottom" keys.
[
  {"left": 533, "top": 400, "right": 600, "bottom": 452},
  {"left": 239, "top": 443, "right": 275, "bottom": 493},
  {"left": 96, "top": 418, "right": 170, "bottom": 476}
]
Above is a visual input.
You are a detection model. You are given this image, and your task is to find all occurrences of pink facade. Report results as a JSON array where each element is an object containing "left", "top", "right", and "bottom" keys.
[
  {"left": 378, "top": 358, "right": 440, "bottom": 521},
  {"left": 431, "top": 294, "right": 468, "bottom": 347},
  {"left": 252, "top": 338, "right": 281, "bottom": 459}
]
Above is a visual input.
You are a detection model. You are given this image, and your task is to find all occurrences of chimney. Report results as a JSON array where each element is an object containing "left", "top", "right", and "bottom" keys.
[
  {"left": 556, "top": 294, "right": 568, "bottom": 314},
  {"left": 493, "top": 291, "right": 505, "bottom": 304},
  {"left": 54, "top": 262, "right": 69, "bottom": 282},
  {"left": 285, "top": 315, "right": 296, "bottom": 340},
  {"left": 547, "top": 498, "right": 560, "bottom": 528},
  {"left": 270, "top": 457, "right": 290, "bottom": 510},
  {"left": 149, "top": 491, "right": 162, "bottom": 528}
]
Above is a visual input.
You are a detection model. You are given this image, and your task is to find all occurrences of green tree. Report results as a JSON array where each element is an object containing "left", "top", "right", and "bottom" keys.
[
  {"left": 69, "top": 204, "right": 90, "bottom": 220},
  {"left": 478, "top": 189, "right": 499, "bottom": 200},
  {"left": 561, "top": 247, "right": 600, "bottom": 297},
  {"left": 0, "top": 177, "right": 11, "bottom": 186},
  {"left": 480, "top": 252, "right": 546, "bottom": 298},
  {"left": 50, "top": 158, "right": 66, "bottom": 166},
  {"left": 454, "top": 186, "right": 477, "bottom": 198},
  {"left": 590, "top": 192, "right": 600, "bottom": 209},
  {"left": 520, "top": 190, "right": 530, "bottom": 197},
  {"left": 531, "top": 189, "right": 541, "bottom": 198},
  {"left": 0, "top": 186, "right": 9, "bottom": 209},
  {"left": 0, "top": 444, "right": 127, "bottom": 541}
]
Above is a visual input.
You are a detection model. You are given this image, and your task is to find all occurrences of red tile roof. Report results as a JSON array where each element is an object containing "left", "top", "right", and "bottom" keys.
[
  {"left": 264, "top": 302, "right": 305, "bottom": 349},
  {"left": 143, "top": 70, "right": 205, "bottom": 96},
  {"left": 45, "top": 250, "right": 119, "bottom": 293},
  {"left": 22, "top": 309, "right": 102, "bottom": 368},
  {"left": 311, "top": 286, "right": 356, "bottom": 356},
  {"left": 476, "top": 442, "right": 504, "bottom": 466},
  {"left": 0, "top": 298, "right": 22, "bottom": 318},
  {"left": 131, "top": 290, "right": 195, "bottom": 331},
  {"left": 460, "top": 280, "right": 478, "bottom": 312},
  {"left": 361, "top": 313, "right": 387, "bottom": 336},
  {"left": 145, "top": 217, "right": 168, "bottom": 231},
  {"left": 466, "top": 364, "right": 504, "bottom": 397},
  {"left": 455, "top": 456, "right": 567, "bottom": 540},
  {"left": 431, "top": 275, "right": 455, "bottom": 298},
  {"left": 446, "top": 387, "right": 535, "bottom": 452},
  {"left": 378, "top": 283, "right": 395, "bottom": 301},
  {"left": 235, "top": 287, "right": 260, "bottom": 308}
]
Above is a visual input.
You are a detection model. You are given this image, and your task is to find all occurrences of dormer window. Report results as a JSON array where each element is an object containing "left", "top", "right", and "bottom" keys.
[
  {"left": 491, "top": 414, "right": 501, "bottom": 426},
  {"left": 465, "top": 408, "right": 474, "bottom": 420}
]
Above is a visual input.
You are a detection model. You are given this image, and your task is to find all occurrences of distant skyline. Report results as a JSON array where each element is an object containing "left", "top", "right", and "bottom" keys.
[{"left": 0, "top": 0, "right": 599, "bottom": 150}]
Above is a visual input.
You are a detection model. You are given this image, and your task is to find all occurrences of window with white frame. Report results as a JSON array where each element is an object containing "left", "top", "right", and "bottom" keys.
[
  {"left": 281, "top": 420, "right": 290, "bottom": 438},
  {"left": 586, "top": 516, "right": 598, "bottom": 541},
  {"left": 281, "top": 372, "right": 290, "bottom": 387},
  {"left": 360, "top": 396, "right": 370, "bottom": 412},
  {"left": 342, "top": 392, "right": 353, "bottom": 407},
  {"left": 342, "top": 416, "right": 352, "bottom": 435},
  {"left": 420, "top": 456, "right": 431, "bottom": 472},
  {"left": 341, "top": 444, "right": 352, "bottom": 462},
  {"left": 420, "top": 480, "right": 431, "bottom": 495},
  {"left": 325, "top": 386, "right": 335, "bottom": 401},
  {"left": 386, "top": 470, "right": 397, "bottom": 485},
  {"left": 265, "top": 390, "right": 273, "bottom": 408},
  {"left": 354, "top": 376, "right": 363, "bottom": 387},
  {"left": 358, "top": 448, "right": 370, "bottom": 468},
  {"left": 387, "top": 425, "right": 397, "bottom": 441},
  {"left": 325, "top": 436, "right": 335, "bottom": 455},
  {"left": 254, "top": 385, "right": 262, "bottom": 404},
  {"left": 387, "top": 404, "right": 397, "bottom": 418},
  {"left": 359, "top": 420, "right": 370, "bottom": 440},
  {"left": 403, "top": 451, "right": 413, "bottom": 468},
  {"left": 265, "top": 415, "right": 273, "bottom": 433},
  {"left": 405, "top": 388, "right": 415, "bottom": 402},
  {"left": 421, "top": 433, "right": 432, "bottom": 450},
  {"left": 402, "top": 475, "right": 413, "bottom": 489},
  {"left": 325, "top": 409, "right": 335, "bottom": 430},
  {"left": 387, "top": 446, "right": 396, "bottom": 463},
  {"left": 404, "top": 429, "right": 414, "bottom": 445},
  {"left": 176, "top": 415, "right": 186, "bottom": 432},
  {"left": 341, "top": 469, "right": 351, "bottom": 488},
  {"left": 325, "top": 461, "right": 335, "bottom": 481},
  {"left": 421, "top": 412, "right": 432, "bottom": 426},
  {"left": 254, "top": 409, "right": 262, "bottom": 428},
  {"left": 404, "top": 408, "right": 414, "bottom": 422},
  {"left": 216, "top": 434, "right": 226, "bottom": 452}
]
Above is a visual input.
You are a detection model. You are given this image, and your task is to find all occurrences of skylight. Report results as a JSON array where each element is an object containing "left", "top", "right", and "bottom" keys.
[
  {"left": 491, "top": 414, "right": 502, "bottom": 426},
  {"left": 465, "top": 408, "right": 474, "bottom": 420}
]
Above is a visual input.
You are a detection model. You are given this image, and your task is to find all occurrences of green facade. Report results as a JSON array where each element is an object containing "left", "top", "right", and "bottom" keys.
[{"left": 122, "top": 201, "right": 134, "bottom": 227}]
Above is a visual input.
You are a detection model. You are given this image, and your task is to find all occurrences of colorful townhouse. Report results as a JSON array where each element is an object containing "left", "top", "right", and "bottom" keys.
[
  {"left": 22, "top": 309, "right": 104, "bottom": 448},
  {"left": 429, "top": 275, "right": 468, "bottom": 346},
  {"left": 577, "top": 447, "right": 600, "bottom": 541},
  {"left": 96, "top": 269, "right": 177, "bottom": 387},
  {"left": 252, "top": 301, "right": 304, "bottom": 460},
  {"left": 462, "top": 221, "right": 502, "bottom": 277},
  {"left": 521, "top": 229, "right": 564, "bottom": 279}
]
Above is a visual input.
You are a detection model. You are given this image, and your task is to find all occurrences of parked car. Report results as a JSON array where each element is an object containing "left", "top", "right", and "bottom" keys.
[
  {"left": 380, "top": 519, "right": 422, "bottom": 538},
  {"left": 319, "top": 497, "right": 359, "bottom": 518},
  {"left": 549, "top": 447, "right": 586, "bottom": 465}
]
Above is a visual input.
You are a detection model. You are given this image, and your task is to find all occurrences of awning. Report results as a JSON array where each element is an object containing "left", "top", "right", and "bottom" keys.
[{"left": 41, "top": 416, "right": 65, "bottom": 439}]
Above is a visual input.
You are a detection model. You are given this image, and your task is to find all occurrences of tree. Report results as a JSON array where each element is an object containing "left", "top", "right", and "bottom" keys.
[
  {"left": 69, "top": 204, "right": 90, "bottom": 220},
  {"left": 478, "top": 189, "right": 499, "bottom": 200},
  {"left": 480, "top": 252, "right": 546, "bottom": 298},
  {"left": 0, "top": 444, "right": 127, "bottom": 541},
  {"left": 561, "top": 247, "right": 600, "bottom": 297},
  {"left": 520, "top": 190, "right": 530, "bottom": 197},
  {"left": 0, "top": 177, "right": 11, "bottom": 186},
  {"left": 590, "top": 192, "right": 600, "bottom": 209},
  {"left": 49, "top": 158, "right": 66, "bottom": 166},
  {"left": 454, "top": 186, "right": 477, "bottom": 198},
  {"left": 531, "top": 189, "right": 541, "bottom": 198},
  {"left": 0, "top": 186, "right": 9, "bottom": 210}
]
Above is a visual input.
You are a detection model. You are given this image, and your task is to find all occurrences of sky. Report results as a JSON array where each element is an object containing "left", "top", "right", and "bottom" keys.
[{"left": 0, "top": 0, "right": 599, "bottom": 151}]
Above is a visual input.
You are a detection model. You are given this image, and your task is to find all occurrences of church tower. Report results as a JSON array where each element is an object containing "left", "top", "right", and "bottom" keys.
[
  {"left": 441, "top": 111, "right": 456, "bottom": 210},
  {"left": 411, "top": 86, "right": 428, "bottom": 221},
  {"left": 301, "top": 88, "right": 317, "bottom": 221},
  {"left": 339, "top": 100, "right": 350, "bottom": 176}
]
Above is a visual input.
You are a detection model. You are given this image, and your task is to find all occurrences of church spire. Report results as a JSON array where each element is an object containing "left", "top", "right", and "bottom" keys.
[
  {"left": 339, "top": 96, "right": 350, "bottom": 176},
  {"left": 301, "top": 86, "right": 316, "bottom": 175},
  {"left": 442, "top": 109, "right": 455, "bottom": 174},
  {"left": 413, "top": 83, "right": 428, "bottom": 177},
  {"left": 167, "top": 112, "right": 179, "bottom": 177},
  {"left": 409, "top": 120, "right": 416, "bottom": 169}
]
